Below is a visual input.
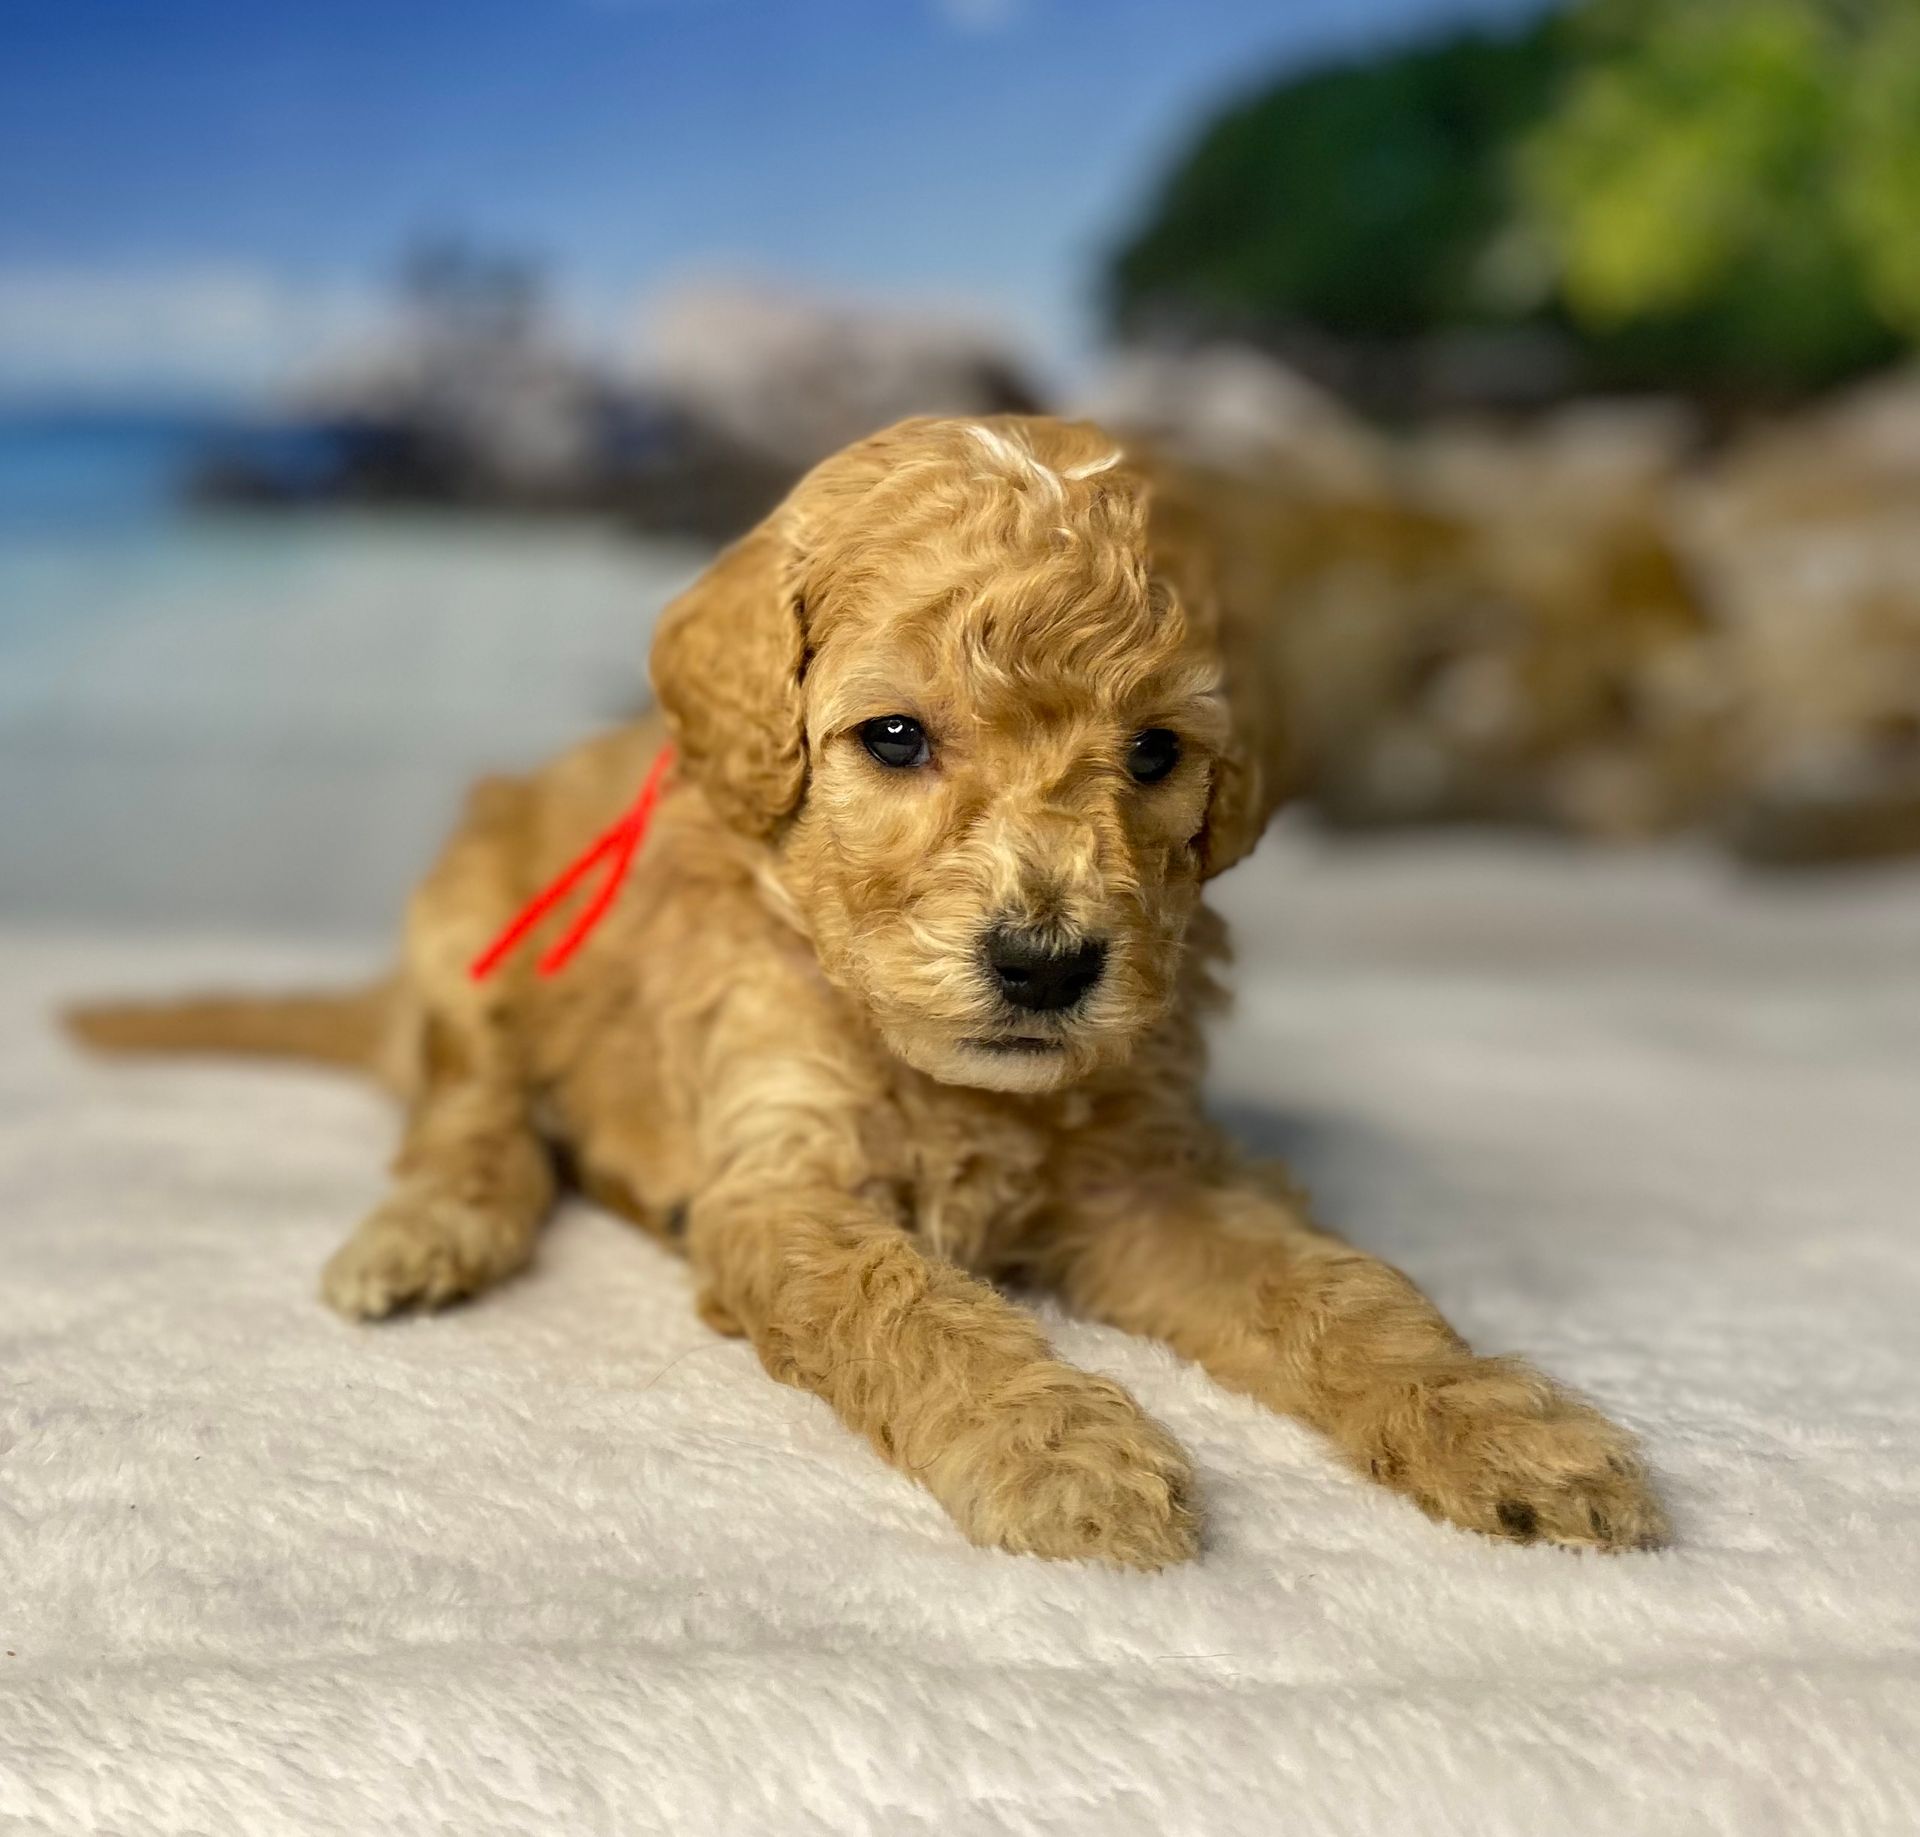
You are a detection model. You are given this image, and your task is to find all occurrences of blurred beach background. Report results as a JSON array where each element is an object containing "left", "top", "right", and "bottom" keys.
[{"left": 6, "top": 0, "right": 1920, "bottom": 936}]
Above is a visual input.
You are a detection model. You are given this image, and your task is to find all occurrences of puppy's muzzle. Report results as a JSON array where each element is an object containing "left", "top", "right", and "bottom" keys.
[{"left": 982, "top": 926, "right": 1108, "bottom": 1014}]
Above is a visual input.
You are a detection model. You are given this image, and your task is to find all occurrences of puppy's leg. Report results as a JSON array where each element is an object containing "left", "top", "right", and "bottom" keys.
[
  {"left": 1047, "top": 1175, "right": 1666, "bottom": 1551},
  {"left": 322, "top": 1040, "right": 554, "bottom": 1319},
  {"left": 323, "top": 775, "right": 555, "bottom": 1320},
  {"left": 690, "top": 1180, "right": 1199, "bottom": 1569}
]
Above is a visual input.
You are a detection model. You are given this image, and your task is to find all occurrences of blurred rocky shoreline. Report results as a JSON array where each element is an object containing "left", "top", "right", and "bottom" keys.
[
  {"left": 190, "top": 269, "right": 1043, "bottom": 543},
  {"left": 191, "top": 270, "right": 1920, "bottom": 870},
  {"left": 1118, "top": 349, "right": 1920, "bottom": 869}
]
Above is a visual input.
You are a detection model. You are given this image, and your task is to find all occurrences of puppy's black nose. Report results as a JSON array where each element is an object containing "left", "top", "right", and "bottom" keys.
[{"left": 984, "top": 928, "right": 1108, "bottom": 1013}]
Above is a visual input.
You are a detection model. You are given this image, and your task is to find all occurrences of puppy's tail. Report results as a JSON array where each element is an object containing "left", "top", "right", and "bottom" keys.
[{"left": 63, "top": 979, "right": 396, "bottom": 1072}]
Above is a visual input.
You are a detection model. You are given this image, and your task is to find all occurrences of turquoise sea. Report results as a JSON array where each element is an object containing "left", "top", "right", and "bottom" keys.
[
  {"left": 0, "top": 409, "right": 705, "bottom": 933},
  {"left": 0, "top": 408, "right": 220, "bottom": 530}
]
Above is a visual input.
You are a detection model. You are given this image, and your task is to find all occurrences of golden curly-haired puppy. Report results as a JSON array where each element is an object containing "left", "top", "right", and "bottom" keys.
[{"left": 69, "top": 416, "right": 1665, "bottom": 1566}]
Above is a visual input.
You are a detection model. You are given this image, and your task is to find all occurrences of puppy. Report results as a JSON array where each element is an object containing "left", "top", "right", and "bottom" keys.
[{"left": 68, "top": 416, "right": 1665, "bottom": 1567}]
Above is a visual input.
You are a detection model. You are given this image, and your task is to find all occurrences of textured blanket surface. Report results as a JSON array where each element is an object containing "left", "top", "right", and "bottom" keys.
[{"left": 4, "top": 839, "right": 1918, "bottom": 1837}]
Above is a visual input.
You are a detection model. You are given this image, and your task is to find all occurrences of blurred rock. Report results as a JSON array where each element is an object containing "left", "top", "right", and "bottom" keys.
[
  {"left": 1154, "top": 351, "right": 1920, "bottom": 866},
  {"left": 1675, "top": 371, "right": 1920, "bottom": 865},
  {"left": 192, "top": 242, "right": 657, "bottom": 513},
  {"left": 641, "top": 281, "right": 1044, "bottom": 473},
  {"left": 1153, "top": 395, "right": 1726, "bottom": 844},
  {"left": 309, "top": 240, "right": 640, "bottom": 499},
  {"left": 1084, "top": 343, "right": 1388, "bottom": 493},
  {"left": 194, "top": 261, "right": 1046, "bottom": 538},
  {"left": 1404, "top": 399, "right": 1698, "bottom": 527}
]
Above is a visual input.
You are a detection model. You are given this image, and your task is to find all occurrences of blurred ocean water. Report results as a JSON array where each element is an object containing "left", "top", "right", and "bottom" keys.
[
  {"left": 0, "top": 412, "right": 708, "bottom": 934},
  {"left": 0, "top": 411, "right": 210, "bottom": 533}
]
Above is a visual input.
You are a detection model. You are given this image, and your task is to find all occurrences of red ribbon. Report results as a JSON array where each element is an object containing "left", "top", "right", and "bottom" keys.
[{"left": 469, "top": 743, "right": 677, "bottom": 981}]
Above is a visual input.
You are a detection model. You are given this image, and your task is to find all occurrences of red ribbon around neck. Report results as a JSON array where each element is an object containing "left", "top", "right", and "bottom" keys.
[{"left": 469, "top": 742, "right": 677, "bottom": 982}]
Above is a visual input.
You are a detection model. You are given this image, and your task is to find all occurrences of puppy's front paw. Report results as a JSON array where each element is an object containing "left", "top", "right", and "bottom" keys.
[
  {"left": 1367, "top": 1359, "right": 1668, "bottom": 1553},
  {"left": 926, "top": 1366, "right": 1201, "bottom": 1570},
  {"left": 321, "top": 1189, "right": 531, "bottom": 1320}
]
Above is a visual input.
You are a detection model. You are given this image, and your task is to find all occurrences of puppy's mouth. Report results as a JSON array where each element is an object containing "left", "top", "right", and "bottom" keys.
[
  {"left": 960, "top": 1035, "right": 1067, "bottom": 1057},
  {"left": 904, "top": 1018, "right": 1112, "bottom": 1093}
]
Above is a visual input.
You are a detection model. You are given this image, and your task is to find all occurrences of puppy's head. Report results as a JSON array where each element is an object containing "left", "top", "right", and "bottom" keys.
[{"left": 651, "top": 415, "right": 1267, "bottom": 1093}]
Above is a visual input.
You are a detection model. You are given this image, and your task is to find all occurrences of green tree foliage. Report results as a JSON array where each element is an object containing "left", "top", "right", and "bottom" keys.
[
  {"left": 1110, "top": 24, "right": 1566, "bottom": 342},
  {"left": 1841, "top": 5, "right": 1920, "bottom": 336},
  {"left": 1519, "top": 0, "right": 1910, "bottom": 387},
  {"left": 1110, "top": 0, "right": 1920, "bottom": 394}
]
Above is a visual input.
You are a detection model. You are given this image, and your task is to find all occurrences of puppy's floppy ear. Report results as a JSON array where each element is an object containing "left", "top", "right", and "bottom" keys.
[
  {"left": 1199, "top": 644, "right": 1294, "bottom": 876},
  {"left": 1149, "top": 473, "right": 1291, "bottom": 879},
  {"left": 649, "top": 518, "right": 807, "bottom": 837},
  {"left": 1201, "top": 739, "right": 1270, "bottom": 878}
]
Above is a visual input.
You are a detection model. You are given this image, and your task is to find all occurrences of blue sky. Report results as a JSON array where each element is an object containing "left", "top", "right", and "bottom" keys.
[{"left": 1, "top": 0, "right": 1550, "bottom": 398}]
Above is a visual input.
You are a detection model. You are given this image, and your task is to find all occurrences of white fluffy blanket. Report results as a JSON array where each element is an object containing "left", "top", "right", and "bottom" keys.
[{"left": 4, "top": 839, "right": 1918, "bottom": 1836}]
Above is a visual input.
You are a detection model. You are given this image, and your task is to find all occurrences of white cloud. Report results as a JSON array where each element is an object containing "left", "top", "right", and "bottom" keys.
[{"left": 0, "top": 266, "right": 381, "bottom": 403}]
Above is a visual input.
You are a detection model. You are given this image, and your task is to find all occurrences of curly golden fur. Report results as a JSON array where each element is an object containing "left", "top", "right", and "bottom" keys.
[{"left": 68, "top": 415, "right": 1666, "bottom": 1566}]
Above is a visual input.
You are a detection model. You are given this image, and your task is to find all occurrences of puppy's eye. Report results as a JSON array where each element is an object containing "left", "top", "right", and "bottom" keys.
[
  {"left": 1127, "top": 728, "right": 1181, "bottom": 784},
  {"left": 860, "top": 715, "right": 931, "bottom": 769}
]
